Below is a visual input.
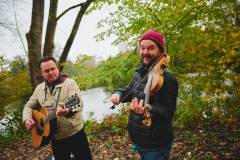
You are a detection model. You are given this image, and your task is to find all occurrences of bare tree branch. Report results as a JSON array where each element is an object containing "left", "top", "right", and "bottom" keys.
[
  {"left": 59, "top": 0, "right": 94, "bottom": 65},
  {"left": 56, "top": 3, "right": 84, "bottom": 21},
  {"left": 146, "top": 6, "right": 162, "bottom": 26},
  {"left": 12, "top": 0, "right": 28, "bottom": 56}
]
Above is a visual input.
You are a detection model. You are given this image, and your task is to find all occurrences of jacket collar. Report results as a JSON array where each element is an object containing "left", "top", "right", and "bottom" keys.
[
  {"left": 137, "top": 59, "right": 157, "bottom": 77},
  {"left": 45, "top": 73, "right": 67, "bottom": 87}
]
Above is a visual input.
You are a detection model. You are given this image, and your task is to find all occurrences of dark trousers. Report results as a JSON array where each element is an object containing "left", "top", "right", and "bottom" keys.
[{"left": 51, "top": 129, "right": 92, "bottom": 160}]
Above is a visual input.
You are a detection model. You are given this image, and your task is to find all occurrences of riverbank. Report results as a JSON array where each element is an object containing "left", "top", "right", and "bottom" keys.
[{"left": 0, "top": 118, "right": 239, "bottom": 160}]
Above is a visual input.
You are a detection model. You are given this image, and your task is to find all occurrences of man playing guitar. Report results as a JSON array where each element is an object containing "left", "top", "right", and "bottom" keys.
[{"left": 23, "top": 56, "right": 92, "bottom": 160}]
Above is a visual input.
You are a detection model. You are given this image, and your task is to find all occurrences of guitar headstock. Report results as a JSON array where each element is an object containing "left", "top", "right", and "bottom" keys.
[{"left": 65, "top": 94, "right": 81, "bottom": 112}]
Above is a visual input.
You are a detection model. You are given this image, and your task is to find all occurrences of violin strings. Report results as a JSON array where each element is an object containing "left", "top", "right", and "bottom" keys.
[{"left": 111, "top": 54, "right": 166, "bottom": 109}]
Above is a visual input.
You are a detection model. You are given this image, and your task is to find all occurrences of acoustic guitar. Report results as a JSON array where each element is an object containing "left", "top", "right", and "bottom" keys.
[{"left": 31, "top": 94, "right": 80, "bottom": 148}]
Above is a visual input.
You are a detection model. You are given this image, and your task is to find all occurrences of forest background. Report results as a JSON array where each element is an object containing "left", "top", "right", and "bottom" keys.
[{"left": 0, "top": 0, "right": 239, "bottom": 159}]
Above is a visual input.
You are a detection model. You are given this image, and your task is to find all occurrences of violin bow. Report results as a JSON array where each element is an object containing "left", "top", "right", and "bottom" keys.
[{"left": 109, "top": 54, "right": 166, "bottom": 110}]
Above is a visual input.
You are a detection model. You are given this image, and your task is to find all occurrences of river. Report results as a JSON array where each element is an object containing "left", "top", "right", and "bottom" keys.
[
  {"left": 0, "top": 87, "right": 120, "bottom": 131},
  {"left": 80, "top": 87, "right": 119, "bottom": 121}
]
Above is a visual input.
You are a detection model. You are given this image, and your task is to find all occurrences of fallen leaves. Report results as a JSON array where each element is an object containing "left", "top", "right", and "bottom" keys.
[{"left": 0, "top": 119, "right": 239, "bottom": 160}]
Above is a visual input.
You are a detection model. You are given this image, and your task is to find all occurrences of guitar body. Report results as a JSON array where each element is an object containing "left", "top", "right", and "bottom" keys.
[
  {"left": 31, "top": 107, "right": 50, "bottom": 148},
  {"left": 30, "top": 94, "right": 80, "bottom": 148}
]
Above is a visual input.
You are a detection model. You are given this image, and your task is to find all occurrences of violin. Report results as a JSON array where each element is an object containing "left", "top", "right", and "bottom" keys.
[
  {"left": 142, "top": 53, "right": 170, "bottom": 126},
  {"left": 109, "top": 53, "right": 170, "bottom": 126}
]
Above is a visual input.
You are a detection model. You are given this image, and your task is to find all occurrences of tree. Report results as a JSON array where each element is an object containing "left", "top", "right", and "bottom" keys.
[
  {"left": 26, "top": 0, "right": 94, "bottom": 88},
  {"left": 95, "top": 0, "right": 240, "bottom": 119},
  {"left": 0, "top": 56, "right": 31, "bottom": 117}
]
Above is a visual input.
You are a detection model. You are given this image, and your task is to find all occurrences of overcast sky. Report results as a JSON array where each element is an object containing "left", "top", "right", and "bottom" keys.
[{"left": 0, "top": 0, "right": 125, "bottom": 62}]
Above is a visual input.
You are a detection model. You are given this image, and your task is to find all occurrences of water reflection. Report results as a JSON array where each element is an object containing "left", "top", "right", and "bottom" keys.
[
  {"left": 0, "top": 88, "right": 119, "bottom": 131},
  {"left": 80, "top": 87, "right": 119, "bottom": 121}
]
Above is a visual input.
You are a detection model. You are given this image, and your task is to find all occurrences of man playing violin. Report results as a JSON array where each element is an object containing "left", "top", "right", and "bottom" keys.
[
  {"left": 23, "top": 56, "right": 92, "bottom": 160},
  {"left": 111, "top": 29, "right": 178, "bottom": 160}
]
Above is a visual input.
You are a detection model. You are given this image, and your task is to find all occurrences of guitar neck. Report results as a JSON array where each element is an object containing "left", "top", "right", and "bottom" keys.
[
  {"left": 41, "top": 95, "right": 79, "bottom": 125},
  {"left": 43, "top": 111, "right": 56, "bottom": 125}
]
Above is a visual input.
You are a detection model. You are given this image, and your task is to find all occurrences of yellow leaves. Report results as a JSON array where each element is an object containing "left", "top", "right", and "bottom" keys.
[
  {"left": 221, "top": 48, "right": 227, "bottom": 53},
  {"left": 218, "top": 47, "right": 239, "bottom": 64},
  {"left": 207, "top": 65, "right": 215, "bottom": 71},
  {"left": 229, "top": 49, "right": 238, "bottom": 56},
  {"left": 217, "top": 57, "right": 228, "bottom": 65},
  {"left": 230, "top": 32, "right": 240, "bottom": 38},
  {"left": 226, "top": 58, "right": 233, "bottom": 63}
]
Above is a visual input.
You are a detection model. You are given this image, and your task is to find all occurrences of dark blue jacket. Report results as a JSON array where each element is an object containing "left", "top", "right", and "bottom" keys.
[{"left": 115, "top": 66, "right": 178, "bottom": 148}]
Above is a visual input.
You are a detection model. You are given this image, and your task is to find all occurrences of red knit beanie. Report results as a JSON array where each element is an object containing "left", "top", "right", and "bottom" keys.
[{"left": 140, "top": 29, "right": 165, "bottom": 50}]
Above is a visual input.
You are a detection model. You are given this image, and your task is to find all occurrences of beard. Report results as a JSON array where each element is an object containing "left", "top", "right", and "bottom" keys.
[{"left": 141, "top": 55, "right": 157, "bottom": 66}]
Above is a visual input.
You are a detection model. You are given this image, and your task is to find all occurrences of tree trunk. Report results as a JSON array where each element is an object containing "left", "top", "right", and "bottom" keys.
[
  {"left": 59, "top": 0, "right": 93, "bottom": 64},
  {"left": 26, "top": 0, "right": 44, "bottom": 89},
  {"left": 26, "top": 0, "right": 94, "bottom": 88},
  {"left": 43, "top": 0, "right": 58, "bottom": 57}
]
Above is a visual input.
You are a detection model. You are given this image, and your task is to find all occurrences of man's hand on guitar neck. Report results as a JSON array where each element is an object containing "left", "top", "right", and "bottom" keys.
[
  {"left": 56, "top": 103, "right": 70, "bottom": 117},
  {"left": 24, "top": 118, "right": 35, "bottom": 130}
]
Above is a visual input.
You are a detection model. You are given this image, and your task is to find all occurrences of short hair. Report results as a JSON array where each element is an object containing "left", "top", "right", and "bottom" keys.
[{"left": 38, "top": 56, "right": 57, "bottom": 69}]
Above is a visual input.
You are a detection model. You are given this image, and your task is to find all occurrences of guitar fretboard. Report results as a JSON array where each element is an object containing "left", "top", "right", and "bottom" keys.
[
  {"left": 43, "top": 111, "right": 56, "bottom": 125},
  {"left": 41, "top": 95, "right": 79, "bottom": 125}
]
